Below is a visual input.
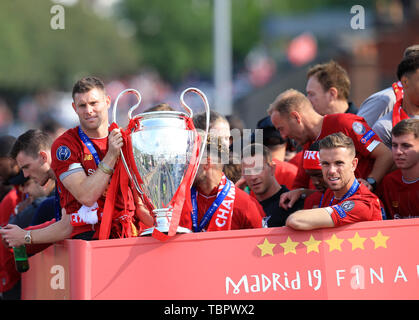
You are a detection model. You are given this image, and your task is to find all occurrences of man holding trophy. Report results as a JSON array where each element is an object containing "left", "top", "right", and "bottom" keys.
[
  {"left": 0, "top": 77, "right": 154, "bottom": 246},
  {"left": 50, "top": 77, "right": 154, "bottom": 240},
  {"left": 0, "top": 76, "right": 263, "bottom": 247}
]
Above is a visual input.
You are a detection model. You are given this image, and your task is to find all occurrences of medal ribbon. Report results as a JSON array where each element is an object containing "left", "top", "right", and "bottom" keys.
[
  {"left": 320, "top": 178, "right": 360, "bottom": 208},
  {"left": 99, "top": 122, "right": 137, "bottom": 240},
  {"left": 77, "top": 126, "right": 101, "bottom": 166},
  {"left": 190, "top": 178, "right": 231, "bottom": 232}
]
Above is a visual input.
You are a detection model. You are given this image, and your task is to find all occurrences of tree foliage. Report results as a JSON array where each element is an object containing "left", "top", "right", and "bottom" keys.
[
  {"left": 120, "top": 0, "right": 373, "bottom": 83},
  {"left": 0, "top": 0, "right": 139, "bottom": 93},
  {"left": 120, "top": 0, "right": 213, "bottom": 83}
]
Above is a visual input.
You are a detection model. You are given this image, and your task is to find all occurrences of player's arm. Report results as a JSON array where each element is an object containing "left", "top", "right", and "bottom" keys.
[
  {"left": 286, "top": 207, "right": 335, "bottom": 230},
  {"left": 365, "top": 141, "right": 394, "bottom": 185},
  {"left": 0, "top": 209, "right": 72, "bottom": 247},
  {"left": 279, "top": 188, "right": 316, "bottom": 209},
  {"left": 134, "top": 193, "right": 154, "bottom": 227},
  {"left": 61, "top": 129, "right": 122, "bottom": 207}
]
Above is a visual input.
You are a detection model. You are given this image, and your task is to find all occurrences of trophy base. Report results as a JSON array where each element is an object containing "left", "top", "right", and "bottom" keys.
[
  {"left": 140, "top": 226, "right": 192, "bottom": 236},
  {"left": 140, "top": 209, "right": 192, "bottom": 236}
]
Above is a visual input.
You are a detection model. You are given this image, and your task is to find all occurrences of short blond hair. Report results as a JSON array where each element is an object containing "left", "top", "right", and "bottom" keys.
[{"left": 267, "top": 89, "right": 311, "bottom": 116}]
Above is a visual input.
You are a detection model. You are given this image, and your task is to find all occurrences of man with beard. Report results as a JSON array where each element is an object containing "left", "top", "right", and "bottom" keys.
[
  {"left": 0, "top": 77, "right": 153, "bottom": 248},
  {"left": 179, "top": 138, "right": 264, "bottom": 232},
  {"left": 281, "top": 141, "right": 329, "bottom": 210},
  {"left": 241, "top": 143, "right": 303, "bottom": 227},
  {"left": 286, "top": 132, "right": 382, "bottom": 230}
]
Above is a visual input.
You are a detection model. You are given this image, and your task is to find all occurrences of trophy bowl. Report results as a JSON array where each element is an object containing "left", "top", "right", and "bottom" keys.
[{"left": 112, "top": 88, "right": 209, "bottom": 236}]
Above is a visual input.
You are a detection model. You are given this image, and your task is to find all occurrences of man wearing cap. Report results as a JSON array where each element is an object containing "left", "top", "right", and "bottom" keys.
[
  {"left": 241, "top": 143, "right": 303, "bottom": 227},
  {"left": 286, "top": 133, "right": 382, "bottom": 230},
  {"left": 282, "top": 141, "right": 329, "bottom": 210}
]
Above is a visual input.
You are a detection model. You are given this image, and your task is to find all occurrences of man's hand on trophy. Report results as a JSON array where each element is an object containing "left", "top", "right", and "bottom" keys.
[{"left": 107, "top": 128, "right": 124, "bottom": 159}]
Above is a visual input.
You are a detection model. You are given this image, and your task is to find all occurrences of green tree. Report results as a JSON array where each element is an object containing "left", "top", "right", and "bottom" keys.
[
  {"left": 120, "top": 0, "right": 374, "bottom": 83},
  {"left": 0, "top": 0, "right": 139, "bottom": 94},
  {"left": 120, "top": 0, "right": 213, "bottom": 82}
]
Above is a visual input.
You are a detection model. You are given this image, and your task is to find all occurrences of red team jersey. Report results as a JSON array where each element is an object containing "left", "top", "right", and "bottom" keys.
[
  {"left": 304, "top": 191, "right": 323, "bottom": 209},
  {"left": 51, "top": 127, "right": 135, "bottom": 237},
  {"left": 378, "top": 170, "right": 419, "bottom": 219},
  {"left": 319, "top": 183, "right": 382, "bottom": 227},
  {"left": 179, "top": 182, "right": 264, "bottom": 231},
  {"left": 293, "top": 114, "right": 381, "bottom": 189},
  {"left": 0, "top": 187, "right": 23, "bottom": 293},
  {"left": 272, "top": 158, "right": 298, "bottom": 190}
]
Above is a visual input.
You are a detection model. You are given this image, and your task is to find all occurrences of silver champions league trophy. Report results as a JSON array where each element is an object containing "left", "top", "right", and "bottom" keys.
[{"left": 112, "top": 88, "right": 210, "bottom": 236}]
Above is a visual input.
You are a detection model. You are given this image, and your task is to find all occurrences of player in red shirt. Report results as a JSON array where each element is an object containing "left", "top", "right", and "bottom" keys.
[
  {"left": 267, "top": 89, "right": 393, "bottom": 205},
  {"left": 50, "top": 77, "right": 153, "bottom": 239},
  {"left": 279, "top": 141, "right": 328, "bottom": 210},
  {"left": 378, "top": 119, "right": 419, "bottom": 218},
  {"left": 286, "top": 132, "right": 382, "bottom": 230},
  {"left": 0, "top": 77, "right": 153, "bottom": 248},
  {"left": 302, "top": 143, "right": 329, "bottom": 210},
  {"left": 0, "top": 135, "right": 25, "bottom": 299},
  {"left": 179, "top": 139, "right": 264, "bottom": 232}
]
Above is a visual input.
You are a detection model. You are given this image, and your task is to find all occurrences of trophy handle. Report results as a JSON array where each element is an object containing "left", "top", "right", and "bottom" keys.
[
  {"left": 111, "top": 88, "right": 144, "bottom": 195},
  {"left": 111, "top": 88, "right": 142, "bottom": 124},
  {"left": 179, "top": 87, "right": 210, "bottom": 183}
]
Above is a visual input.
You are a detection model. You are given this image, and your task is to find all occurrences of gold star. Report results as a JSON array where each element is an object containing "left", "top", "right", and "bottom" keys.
[
  {"left": 325, "top": 234, "right": 344, "bottom": 252},
  {"left": 280, "top": 236, "right": 299, "bottom": 255},
  {"left": 370, "top": 231, "right": 389, "bottom": 249},
  {"left": 257, "top": 238, "right": 276, "bottom": 256},
  {"left": 303, "top": 235, "right": 322, "bottom": 254},
  {"left": 347, "top": 232, "right": 367, "bottom": 250}
]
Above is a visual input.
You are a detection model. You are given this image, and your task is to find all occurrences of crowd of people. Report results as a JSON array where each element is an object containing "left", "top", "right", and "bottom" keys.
[{"left": 0, "top": 44, "right": 418, "bottom": 299}]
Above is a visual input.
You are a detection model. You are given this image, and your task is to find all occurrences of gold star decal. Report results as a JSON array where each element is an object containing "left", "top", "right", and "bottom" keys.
[
  {"left": 370, "top": 231, "right": 389, "bottom": 249},
  {"left": 280, "top": 236, "right": 299, "bottom": 255},
  {"left": 303, "top": 235, "right": 322, "bottom": 254},
  {"left": 347, "top": 232, "right": 367, "bottom": 250},
  {"left": 257, "top": 238, "right": 276, "bottom": 256},
  {"left": 325, "top": 234, "right": 344, "bottom": 252}
]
